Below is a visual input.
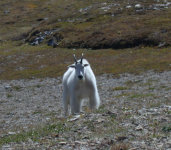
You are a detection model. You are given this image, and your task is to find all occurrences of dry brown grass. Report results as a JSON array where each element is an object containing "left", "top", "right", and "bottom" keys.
[
  {"left": 0, "top": 41, "right": 171, "bottom": 80},
  {"left": 0, "top": 0, "right": 171, "bottom": 80}
]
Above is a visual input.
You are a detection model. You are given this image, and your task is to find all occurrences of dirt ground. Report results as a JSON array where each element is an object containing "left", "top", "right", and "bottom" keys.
[{"left": 0, "top": 71, "right": 170, "bottom": 149}]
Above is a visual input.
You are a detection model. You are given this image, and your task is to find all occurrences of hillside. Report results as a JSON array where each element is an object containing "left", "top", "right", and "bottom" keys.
[{"left": 0, "top": 0, "right": 171, "bottom": 49}]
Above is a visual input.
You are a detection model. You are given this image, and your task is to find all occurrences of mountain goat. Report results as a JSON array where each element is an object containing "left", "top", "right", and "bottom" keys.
[{"left": 62, "top": 54, "right": 100, "bottom": 115}]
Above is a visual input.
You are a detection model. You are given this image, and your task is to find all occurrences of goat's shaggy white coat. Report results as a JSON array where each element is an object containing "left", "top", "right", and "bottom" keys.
[{"left": 62, "top": 58, "right": 100, "bottom": 115}]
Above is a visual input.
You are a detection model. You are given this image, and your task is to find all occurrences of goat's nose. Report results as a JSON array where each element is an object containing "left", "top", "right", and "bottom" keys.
[{"left": 78, "top": 75, "right": 83, "bottom": 80}]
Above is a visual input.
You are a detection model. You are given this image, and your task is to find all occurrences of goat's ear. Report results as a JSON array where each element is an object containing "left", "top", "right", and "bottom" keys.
[
  {"left": 68, "top": 64, "right": 76, "bottom": 68},
  {"left": 84, "top": 64, "right": 89, "bottom": 67}
]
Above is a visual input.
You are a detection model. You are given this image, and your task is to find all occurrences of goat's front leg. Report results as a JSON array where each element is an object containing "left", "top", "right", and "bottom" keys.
[
  {"left": 70, "top": 95, "right": 81, "bottom": 115},
  {"left": 63, "top": 90, "right": 69, "bottom": 116}
]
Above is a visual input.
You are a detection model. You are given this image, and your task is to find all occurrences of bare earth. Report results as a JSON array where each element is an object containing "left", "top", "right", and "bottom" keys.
[{"left": 0, "top": 71, "right": 171, "bottom": 150}]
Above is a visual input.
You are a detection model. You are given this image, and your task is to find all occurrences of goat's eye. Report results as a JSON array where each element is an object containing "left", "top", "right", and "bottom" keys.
[{"left": 84, "top": 64, "right": 89, "bottom": 67}]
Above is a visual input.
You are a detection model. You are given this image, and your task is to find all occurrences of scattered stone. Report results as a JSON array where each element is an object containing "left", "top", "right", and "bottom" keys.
[
  {"left": 135, "top": 125, "right": 143, "bottom": 131},
  {"left": 31, "top": 29, "right": 60, "bottom": 46},
  {"left": 5, "top": 85, "right": 12, "bottom": 90},
  {"left": 2, "top": 145, "right": 11, "bottom": 149},
  {"left": 79, "top": 6, "right": 92, "bottom": 14},
  {"left": 4, "top": 10, "right": 10, "bottom": 14},
  {"left": 46, "top": 117, "right": 50, "bottom": 121},
  {"left": 59, "top": 141, "right": 67, "bottom": 145},
  {"left": 47, "top": 37, "right": 58, "bottom": 48},
  {"left": 8, "top": 131, "right": 16, "bottom": 135},
  {"left": 135, "top": 4, "right": 142, "bottom": 9},
  {"left": 96, "top": 118, "right": 105, "bottom": 123},
  {"left": 75, "top": 141, "right": 87, "bottom": 145},
  {"left": 116, "top": 136, "right": 127, "bottom": 141},
  {"left": 68, "top": 115, "right": 81, "bottom": 122},
  {"left": 156, "top": 143, "right": 164, "bottom": 149},
  {"left": 106, "top": 110, "right": 117, "bottom": 117},
  {"left": 126, "top": 5, "right": 132, "bottom": 9},
  {"left": 158, "top": 42, "right": 166, "bottom": 48},
  {"left": 0, "top": 71, "right": 171, "bottom": 149}
]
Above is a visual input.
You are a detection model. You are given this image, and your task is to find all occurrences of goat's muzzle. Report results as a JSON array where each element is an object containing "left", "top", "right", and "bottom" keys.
[{"left": 78, "top": 75, "right": 83, "bottom": 80}]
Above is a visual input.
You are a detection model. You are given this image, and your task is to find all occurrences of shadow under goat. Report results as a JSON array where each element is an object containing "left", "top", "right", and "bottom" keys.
[{"left": 62, "top": 53, "right": 100, "bottom": 115}]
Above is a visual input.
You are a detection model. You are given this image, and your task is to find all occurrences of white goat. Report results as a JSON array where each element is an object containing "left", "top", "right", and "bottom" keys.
[{"left": 62, "top": 54, "right": 100, "bottom": 115}]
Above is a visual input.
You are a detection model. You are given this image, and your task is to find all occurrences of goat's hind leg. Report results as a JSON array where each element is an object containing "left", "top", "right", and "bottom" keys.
[{"left": 70, "top": 96, "right": 81, "bottom": 115}]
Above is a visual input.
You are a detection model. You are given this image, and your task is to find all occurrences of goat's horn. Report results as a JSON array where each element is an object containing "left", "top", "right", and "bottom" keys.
[
  {"left": 80, "top": 53, "right": 84, "bottom": 64},
  {"left": 73, "top": 54, "right": 77, "bottom": 64}
]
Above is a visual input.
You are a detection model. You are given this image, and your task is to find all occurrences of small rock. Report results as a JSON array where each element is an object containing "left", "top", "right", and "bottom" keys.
[
  {"left": 59, "top": 141, "right": 67, "bottom": 145},
  {"left": 126, "top": 5, "right": 132, "bottom": 9},
  {"left": 157, "top": 143, "right": 164, "bottom": 149},
  {"left": 106, "top": 110, "right": 117, "bottom": 117},
  {"left": 4, "top": 10, "right": 10, "bottom": 14},
  {"left": 116, "top": 136, "right": 127, "bottom": 141},
  {"left": 135, "top": 4, "right": 142, "bottom": 9},
  {"left": 8, "top": 131, "right": 16, "bottom": 135},
  {"left": 158, "top": 42, "right": 166, "bottom": 48},
  {"left": 33, "top": 40, "right": 39, "bottom": 45},
  {"left": 97, "top": 118, "right": 105, "bottom": 123},
  {"left": 46, "top": 117, "right": 50, "bottom": 121},
  {"left": 2, "top": 145, "right": 11, "bottom": 149},
  {"left": 75, "top": 141, "right": 87, "bottom": 145},
  {"left": 47, "top": 38, "right": 58, "bottom": 48},
  {"left": 68, "top": 115, "right": 81, "bottom": 122},
  {"left": 28, "top": 138, "right": 33, "bottom": 144},
  {"left": 135, "top": 125, "right": 143, "bottom": 131},
  {"left": 5, "top": 85, "right": 11, "bottom": 90}
]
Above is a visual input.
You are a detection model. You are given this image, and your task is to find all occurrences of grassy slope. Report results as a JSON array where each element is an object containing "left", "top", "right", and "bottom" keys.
[
  {"left": 0, "top": 0, "right": 170, "bottom": 81},
  {"left": 0, "top": 41, "right": 171, "bottom": 80},
  {"left": 1, "top": 0, "right": 171, "bottom": 48}
]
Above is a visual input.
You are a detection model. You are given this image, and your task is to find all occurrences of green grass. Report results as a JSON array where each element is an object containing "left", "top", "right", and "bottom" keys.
[
  {"left": 162, "top": 125, "right": 171, "bottom": 133},
  {"left": 12, "top": 85, "right": 22, "bottom": 91},
  {"left": 6, "top": 94, "right": 13, "bottom": 98},
  {"left": 115, "top": 93, "right": 132, "bottom": 98},
  {"left": 95, "top": 105, "right": 108, "bottom": 114},
  {"left": 129, "top": 93, "right": 155, "bottom": 99},
  {"left": 0, "top": 122, "right": 67, "bottom": 146},
  {"left": 112, "top": 86, "right": 128, "bottom": 91}
]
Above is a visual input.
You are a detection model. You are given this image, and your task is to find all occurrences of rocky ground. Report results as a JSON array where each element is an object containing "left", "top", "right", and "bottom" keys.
[{"left": 0, "top": 71, "right": 171, "bottom": 149}]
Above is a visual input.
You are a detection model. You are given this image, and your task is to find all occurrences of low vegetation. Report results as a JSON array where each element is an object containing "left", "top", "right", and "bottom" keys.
[
  {"left": 0, "top": 42, "right": 170, "bottom": 80},
  {"left": 0, "top": 121, "right": 66, "bottom": 146},
  {"left": 0, "top": 0, "right": 171, "bottom": 80}
]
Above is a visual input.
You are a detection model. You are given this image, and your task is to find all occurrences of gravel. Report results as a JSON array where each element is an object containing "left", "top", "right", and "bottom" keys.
[{"left": 0, "top": 71, "right": 171, "bottom": 149}]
